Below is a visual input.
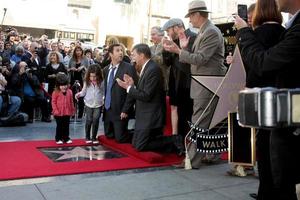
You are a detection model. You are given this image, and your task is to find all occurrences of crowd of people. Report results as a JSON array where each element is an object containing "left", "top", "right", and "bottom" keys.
[{"left": 1, "top": 0, "right": 299, "bottom": 199}]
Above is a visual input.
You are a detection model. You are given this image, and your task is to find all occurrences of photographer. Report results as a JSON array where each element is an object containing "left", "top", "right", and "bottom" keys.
[
  {"left": 23, "top": 41, "right": 49, "bottom": 85},
  {"left": 0, "top": 65, "right": 21, "bottom": 118},
  {"left": 9, "top": 61, "right": 50, "bottom": 123},
  {"left": 235, "top": 0, "right": 300, "bottom": 199}
]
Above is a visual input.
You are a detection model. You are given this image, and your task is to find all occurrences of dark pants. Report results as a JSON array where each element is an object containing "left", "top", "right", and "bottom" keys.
[
  {"left": 132, "top": 127, "right": 174, "bottom": 152},
  {"left": 270, "top": 128, "right": 300, "bottom": 200},
  {"left": 22, "top": 96, "right": 49, "bottom": 120},
  {"left": 177, "top": 88, "right": 193, "bottom": 137},
  {"left": 256, "top": 129, "right": 276, "bottom": 200},
  {"left": 104, "top": 109, "right": 130, "bottom": 143},
  {"left": 85, "top": 106, "right": 101, "bottom": 140},
  {"left": 55, "top": 116, "right": 70, "bottom": 142}
]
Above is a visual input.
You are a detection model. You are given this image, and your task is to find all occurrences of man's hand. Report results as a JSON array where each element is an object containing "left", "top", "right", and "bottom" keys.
[
  {"left": 116, "top": 74, "right": 134, "bottom": 89},
  {"left": 123, "top": 74, "right": 134, "bottom": 86},
  {"left": 116, "top": 78, "right": 129, "bottom": 89},
  {"left": 178, "top": 32, "right": 189, "bottom": 49},
  {"left": 162, "top": 39, "right": 181, "bottom": 54},
  {"left": 120, "top": 112, "right": 128, "bottom": 120}
]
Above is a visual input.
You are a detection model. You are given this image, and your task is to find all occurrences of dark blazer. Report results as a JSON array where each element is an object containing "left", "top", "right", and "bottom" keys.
[
  {"left": 237, "top": 12, "right": 300, "bottom": 190},
  {"left": 22, "top": 52, "right": 45, "bottom": 83},
  {"left": 163, "top": 28, "right": 197, "bottom": 91},
  {"left": 237, "top": 13, "right": 300, "bottom": 89},
  {"left": 128, "top": 60, "right": 165, "bottom": 130},
  {"left": 45, "top": 62, "right": 68, "bottom": 95},
  {"left": 103, "top": 61, "right": 137, "bottom": 120},
  {"left": 240, "top": 23, "right": 285, "bottom": 88}
]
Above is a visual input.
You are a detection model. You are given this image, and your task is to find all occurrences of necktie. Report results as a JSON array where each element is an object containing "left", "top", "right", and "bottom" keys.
[{"left": 104, "top": 67, "right": 116, "bottom": 110}]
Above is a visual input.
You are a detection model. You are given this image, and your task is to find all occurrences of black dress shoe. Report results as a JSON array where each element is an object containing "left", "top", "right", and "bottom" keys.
[
  {"left": 173, "top": 135, "right": 185, "bottom": 156},
  {"left": 249, "top": 193, "right": 257, "bottom": 199}
]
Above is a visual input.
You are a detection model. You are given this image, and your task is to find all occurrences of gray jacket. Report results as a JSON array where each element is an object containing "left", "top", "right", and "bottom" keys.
[{"left": 179, "top": 20, "right": 227, "bottom": 99}]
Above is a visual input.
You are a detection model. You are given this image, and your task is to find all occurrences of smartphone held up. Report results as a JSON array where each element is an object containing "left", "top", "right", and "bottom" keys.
[{"left": 237, "top": 4, "right": 248, "bottom": 22}]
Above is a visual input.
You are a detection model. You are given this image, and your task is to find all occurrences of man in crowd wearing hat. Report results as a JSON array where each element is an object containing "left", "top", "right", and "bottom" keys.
[
  {"left": 162, "top": 18, "right": 196, "bottom": 138},
  {"left": 163, "top": 0, "right": 227, "bottom": 164}
]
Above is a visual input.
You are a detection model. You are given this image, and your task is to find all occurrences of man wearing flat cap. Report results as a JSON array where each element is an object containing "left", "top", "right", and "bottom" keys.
[
  {"left": 163, "top": 0, "right": 226, "bottom": 130},
  {"left": 162, "top": 18, "right": 196, "bottom": 138},
  {"left": 163, "top": 0, "right": 226, "bottom": 165}
]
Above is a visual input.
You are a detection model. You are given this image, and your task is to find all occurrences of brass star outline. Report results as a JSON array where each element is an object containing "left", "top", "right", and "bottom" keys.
[{"left": 43, "top": 146, "right": 110, "bottom": 161}]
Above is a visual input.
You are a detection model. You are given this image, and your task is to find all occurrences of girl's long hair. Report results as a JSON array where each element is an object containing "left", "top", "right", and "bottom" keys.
[{"left": 84, "top": 64, "right": 103, "bottom": 87}]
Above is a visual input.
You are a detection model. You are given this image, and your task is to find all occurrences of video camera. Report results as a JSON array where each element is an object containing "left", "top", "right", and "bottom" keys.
[{"left": 238, "top": 87, "right": 300, "bottom": 128}]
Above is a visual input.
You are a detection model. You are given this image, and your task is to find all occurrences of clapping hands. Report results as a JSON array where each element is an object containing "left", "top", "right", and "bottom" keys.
[{"left": 116, "top": 74, "right": 134, "bottom": 89}]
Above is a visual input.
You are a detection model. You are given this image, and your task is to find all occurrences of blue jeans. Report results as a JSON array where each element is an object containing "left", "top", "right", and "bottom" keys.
[{"left": 0, "top": 95, "right": 21, "bottom": 116}]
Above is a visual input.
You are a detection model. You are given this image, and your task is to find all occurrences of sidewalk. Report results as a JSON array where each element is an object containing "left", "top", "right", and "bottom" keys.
[{"left": 0, "top": 121, "right": 258, "bottom": 200}]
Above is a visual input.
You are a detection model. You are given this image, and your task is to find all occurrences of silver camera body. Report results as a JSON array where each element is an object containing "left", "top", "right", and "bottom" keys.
[{"left": 238, "top": 87, "right": 300, "bottom": 128}]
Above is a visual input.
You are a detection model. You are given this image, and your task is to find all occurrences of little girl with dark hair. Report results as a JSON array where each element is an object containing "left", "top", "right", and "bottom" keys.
[
  {"left": 52, "top": 73, "right": 75, "bottom": 144},
  {"left": 75, "top": 64, "right": 104, "bottom": 144}
]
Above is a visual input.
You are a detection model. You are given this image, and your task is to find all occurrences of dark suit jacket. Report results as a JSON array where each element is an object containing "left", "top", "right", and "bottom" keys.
[
  {"left": 163, "top": 29, "right": 197, "bottom": 91},
  {"left": 237, "top": 13, "right": 300, "bottom": 89},
  {"left": 22, "top": 52, "right": 45, "bottom": 83},
  {"left": 128, "top": 60, "right": 165, "bottom": 130},
  {"left": 103, "top": 61, "right": 137, "bottom": 120}
]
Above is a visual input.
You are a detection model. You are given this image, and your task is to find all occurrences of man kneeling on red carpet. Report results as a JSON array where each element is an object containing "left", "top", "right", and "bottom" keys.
[{"left": 117, "top": 43, "right": 184, "bottom": 155}]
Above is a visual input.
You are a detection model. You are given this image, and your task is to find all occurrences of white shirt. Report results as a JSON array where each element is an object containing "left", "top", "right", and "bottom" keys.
[
  {"left": 126, "top": 59, "right": 150, "bottom": 93},
  {"left": 0, "top": 73, "right": 6, "bottom": 91},
  {"left": 107, "top": 63, "right": 120, "bottom": 82},
  {"left": 79, "top": 81, "right": 104, "bottom": 108},
  {"left": 139, "top": 59, "right": 150, "bottom": 78}
]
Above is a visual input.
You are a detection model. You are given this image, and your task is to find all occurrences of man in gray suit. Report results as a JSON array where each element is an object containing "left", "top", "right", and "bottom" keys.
[
  {"left": 117, "top": 44, "right": 184, "bottom": 154},
  {"left": 163, "top": 0, "right": 227, "bottom": 129}
]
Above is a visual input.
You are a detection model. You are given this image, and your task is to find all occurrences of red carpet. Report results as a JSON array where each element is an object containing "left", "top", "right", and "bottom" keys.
[{"left": 0, "top": 138, "right": 182, "bottom": 181}]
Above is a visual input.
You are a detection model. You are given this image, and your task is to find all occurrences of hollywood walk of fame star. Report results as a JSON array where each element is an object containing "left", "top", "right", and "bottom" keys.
[
  {"left": 41, "top": 146, "right": 121, "bottom": 162},
  {"left": 192, "top": 47, "right": 246, "bottom": 129}
]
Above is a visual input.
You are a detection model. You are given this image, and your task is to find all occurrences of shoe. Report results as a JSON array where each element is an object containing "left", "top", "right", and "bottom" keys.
[
  {"left": 92, "top": 140, "right": 99, "bottom": 144},
  {"left": 249, "top": 193, "right": 257, "bottom": 199},
  {"left": 173, "top": 135, "right": 185, "bottom": 156},
  {"left": 86, "top": 140, "right": 92, "bottom": 144},
  {"left": 41, "top": 117, "right": 51, "bottom": 122},
  {"left": 56, "top": 140, "right": 63, "bottom": 145},
  {"left": 66, "top": 139, "right": 72, "bottom": 144}
]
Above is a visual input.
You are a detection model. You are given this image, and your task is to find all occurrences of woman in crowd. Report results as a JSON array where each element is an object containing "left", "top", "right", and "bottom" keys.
[
  {"left": 235, "top": 0, "right": 285, "bottom": 199},
  {"left": 68, "top": 45, "right": 89, "bottom": 120},
  {"left": 45, "top": 51, "right": 67, "bottom": 95}
]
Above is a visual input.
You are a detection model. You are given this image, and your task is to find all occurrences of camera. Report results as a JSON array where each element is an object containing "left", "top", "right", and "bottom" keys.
[
  {"left": 34, "top": 47, "right": 39, "bottom": 54},
  {"left": 238, "top": 87, "right": 300, "bottom": 128},
  {"left": 25, "top": 67, "right": 33, "bottom": 74}
]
